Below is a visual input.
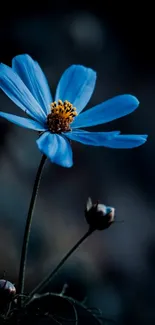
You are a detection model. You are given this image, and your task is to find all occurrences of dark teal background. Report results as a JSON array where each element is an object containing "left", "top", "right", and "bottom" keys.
[{"left": 0, "top": 2, "right": 153, "bottom": 324}]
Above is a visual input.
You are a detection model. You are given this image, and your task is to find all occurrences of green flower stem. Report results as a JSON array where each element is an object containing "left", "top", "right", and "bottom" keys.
[
  {"left": 24, "top": 227, "right": 95, "bottom": 306},
  {"left": 18, "top": 154, "right": 47, "bottom": 305}
]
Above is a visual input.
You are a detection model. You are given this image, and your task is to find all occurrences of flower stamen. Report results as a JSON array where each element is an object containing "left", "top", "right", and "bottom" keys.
[{"left": 47, "top": 100, "right": 77, "bottom": 133}]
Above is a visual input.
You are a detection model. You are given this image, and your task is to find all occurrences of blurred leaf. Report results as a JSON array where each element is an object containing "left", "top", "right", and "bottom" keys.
[{"left": 7, "top": 293, "right": 105, "bottom": 324}]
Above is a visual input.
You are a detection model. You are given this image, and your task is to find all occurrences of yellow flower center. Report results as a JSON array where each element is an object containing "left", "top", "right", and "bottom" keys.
[{"left": 47, "top": 100, "right": 77, "bottom": 133}]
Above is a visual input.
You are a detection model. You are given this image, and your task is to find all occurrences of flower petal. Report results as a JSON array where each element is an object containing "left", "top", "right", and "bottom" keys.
[
  {"left": 0, "top": 112, "right": 47, "bottom": 131},
  {"left": 55, "top": 65, "right": 96, "bottom": 114},
  {"left": 0, "top": 63, "right": 46, "bottom": 124},
  {"left": 71, "top": 95, "right": 139, "bottom": 128},
  {"left": 12, "top": 54, "right": 53, "bottom": 114},
  {"left": 36, "top": 132, "right": 73, "bottom": 167},
  {"left": 65, "top": 129, "right": 120, "bottom": 146},
  {"left": 103, "top": 134, "right": 148, "bottom": 148}
]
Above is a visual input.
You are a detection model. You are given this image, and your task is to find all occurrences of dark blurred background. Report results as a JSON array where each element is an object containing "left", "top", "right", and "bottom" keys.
[{"left": 0, "top": 1, "right": 154, "bottom": 324}]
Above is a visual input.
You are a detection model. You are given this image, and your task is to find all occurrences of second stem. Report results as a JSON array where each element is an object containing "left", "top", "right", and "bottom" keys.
[{"left": 25, "top": 227, "right": 95, "bottom": 305}]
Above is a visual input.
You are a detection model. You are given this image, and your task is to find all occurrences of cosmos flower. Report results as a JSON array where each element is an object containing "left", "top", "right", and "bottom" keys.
[{"left": 0, "top": 54, "right": 147, "bottom": 167}]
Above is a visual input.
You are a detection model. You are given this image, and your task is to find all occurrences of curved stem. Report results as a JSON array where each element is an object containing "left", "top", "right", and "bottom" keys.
[
  {"left": 18, "top": 154, "right": 46, "bottom": 303},
  {"left": 24, "top": 227, "right": 95, "bottom": 306}
]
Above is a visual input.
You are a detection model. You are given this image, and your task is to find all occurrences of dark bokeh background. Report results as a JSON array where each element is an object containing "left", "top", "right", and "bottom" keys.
[{"left": 0, "top": 2, "right": 154, "bottom": 324}]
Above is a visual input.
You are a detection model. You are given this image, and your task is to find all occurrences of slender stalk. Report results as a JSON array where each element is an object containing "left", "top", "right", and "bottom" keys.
[
  {"left": 18, "top": 154, "right": 46, "bottom": 303},
  {"left": 24, "top": 227, "right": 95, "bottom": 306}
]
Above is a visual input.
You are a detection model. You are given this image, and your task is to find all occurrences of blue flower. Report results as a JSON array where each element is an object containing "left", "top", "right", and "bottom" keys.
[{"left": 0, "top": 54, "right": 147, "bottom": 167}]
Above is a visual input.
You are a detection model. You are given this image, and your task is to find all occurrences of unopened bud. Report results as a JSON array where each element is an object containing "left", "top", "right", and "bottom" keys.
[
  {"left": 0, "top": 279, "right": 16, "bottom": 301},
  {"left": 85, "top": 197, "right": 115, "bottom": 230}
]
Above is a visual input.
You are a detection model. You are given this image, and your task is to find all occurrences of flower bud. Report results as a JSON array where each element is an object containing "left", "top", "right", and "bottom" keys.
[
  {"left": 0, "top": 279, "right": 16, "bottom": 302},
  {"left": 85, "top": 197, "right": 115, "bottom": 230}
]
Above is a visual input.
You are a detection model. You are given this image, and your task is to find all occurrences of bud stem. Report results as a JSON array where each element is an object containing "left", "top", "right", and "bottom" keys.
[{"left": 24, "top": 227, "right": 95, "bottom": 306}]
